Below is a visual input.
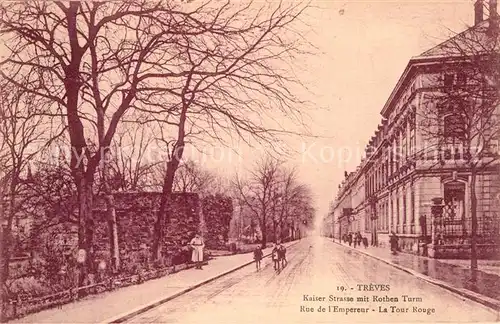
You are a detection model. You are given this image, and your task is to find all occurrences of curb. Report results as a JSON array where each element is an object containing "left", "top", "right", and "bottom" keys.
[
  {"left": 332, "top": 240, "right": 500, "bottom": 313},
  {"left": 99, "top": 240, "right": 300, "bottom": 324}
]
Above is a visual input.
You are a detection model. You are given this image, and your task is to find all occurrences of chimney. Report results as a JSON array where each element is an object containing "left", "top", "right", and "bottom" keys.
[
  {"left": 490, "top": 0, "right": 498, "bottom": 18},
  {"left": 489, "top": 0, "right": 499, "bottom": 34},
  {"left": 475, "top": 0, "right": 484, "bottom": 25}
]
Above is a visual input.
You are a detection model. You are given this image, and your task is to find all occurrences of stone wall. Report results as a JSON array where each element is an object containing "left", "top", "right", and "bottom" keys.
[
  {"left": 28, "top": 191, "right": 236, "bottom": 275},
  {"left": 92, "top": 192, "right": 202, "bottom": 271},
  {"left": 201, "top": 194, "right": 233, "bottom": 249}
]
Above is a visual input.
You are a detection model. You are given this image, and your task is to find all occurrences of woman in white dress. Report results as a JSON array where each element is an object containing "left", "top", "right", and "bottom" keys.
[{"left": 189, "top": 233, "right": 205, "bottom": 269}]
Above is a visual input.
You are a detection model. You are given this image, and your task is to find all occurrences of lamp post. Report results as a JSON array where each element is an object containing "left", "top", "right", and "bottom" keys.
[
  {"left": 431, "top": 197, "right": 444, "bottom": 246},
  {"left": 368, "top": 196, "right": 378, "bottom": 247}
]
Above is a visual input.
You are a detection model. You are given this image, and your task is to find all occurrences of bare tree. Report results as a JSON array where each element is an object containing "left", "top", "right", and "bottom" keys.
[
  {"left": 233, "top": 156, "right": 315, "bottom": 246},
  {"left": 0, "top": 82, "right": 56, "bottom": 319},
  {"left": 148, "top": 0, "right": 313, "bottom": 258},
  {"left": 418, "top": 17, "right": 500, "bottom": 270},
  {"left": 173, "top": 160, "right": 216, "bottom": 195},
  {"left": 233, "top": 157, "right": 282, "bottom": 248},
  {"left": 0, "top": 0, "right": 226, "bottom": 275},
  {"left": 103, "top": 125, "right": 160, "bottom": 192},
  {"left": 0, "top": 0, "right": 313, "bottom": 264},
  {"left": 270, "top": 167, "right": 298, "bottom": 242}
]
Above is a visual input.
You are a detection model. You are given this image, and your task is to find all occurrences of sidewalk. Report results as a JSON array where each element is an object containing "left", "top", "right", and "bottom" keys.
[
  {"left": 333, "top": 239, "right": 500, "bottom": 310},
  {"left": 10, "top": 241, "right": 298, "bottom": 324}
]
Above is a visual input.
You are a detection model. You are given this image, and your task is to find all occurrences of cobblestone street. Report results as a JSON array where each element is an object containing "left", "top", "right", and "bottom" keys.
[{"left": 125, "top": 237, "right": 499, "bottom": 324}]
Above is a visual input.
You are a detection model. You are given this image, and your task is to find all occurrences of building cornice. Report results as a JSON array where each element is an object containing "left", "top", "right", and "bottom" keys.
[{"left": 380, "top": 55, "right": 479, "bottom": 118}]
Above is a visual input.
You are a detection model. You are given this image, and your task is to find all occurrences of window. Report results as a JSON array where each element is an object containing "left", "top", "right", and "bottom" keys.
[
  {"left": 377, "top": 205, "right": 380, "bottom": 230},
  {"left": 456, "top": 73, "right": 467, "bottom": 85},
  {"left": 390, "top": 197, "right": 394, "bottom": 231},
  {"left": 443, "top": 182, "right": 467, "bottom": 236},
  {"left": 396, "top": 194, "right": 400, "bottom": 225},
  {"left": 409, "top": 108, "right": 416, "bottom": 130},
  {"left": 386, "top": 202, "right": 389, "bottom": 230},
  {"left": 390, "top": 150, "right": 393, "bottom": 175},
  {"left": 411, "top": 190, "right": 415, "bottom": 224},
  {"left": 380, "top": 202, "right": 387, "bottom": 229},
  {"left": 403, "top": 190, "right": 407, "bottom": 225},
  {"left": 381, "top": 202, "right": 385, "bottom": 230},
  {"left": 402, "top": 136, "right": 407, "bottom": 158},
  {"left": 444, "top": 73, "right": 454, "bottom": 88},
  {"left": 378, "top": 169, "right": 381, "bottom": 190},
  {"left": 444, "top": 182, "right": 465, "bottom": 221},
  {"left": 444, "top": 114, "right": 466, "bottom": 142},
  {"left": 410, "top": 132, "right": 415, "bottom": 157}
]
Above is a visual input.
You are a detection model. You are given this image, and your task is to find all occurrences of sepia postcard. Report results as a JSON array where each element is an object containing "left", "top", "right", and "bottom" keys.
[{"left": 0, "top": 0, "right": 499, "bottom": 323}]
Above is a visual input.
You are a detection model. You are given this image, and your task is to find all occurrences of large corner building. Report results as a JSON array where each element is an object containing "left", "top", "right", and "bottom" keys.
[{"left": 331, "top": 0, "right": 500, "bottom": 259}]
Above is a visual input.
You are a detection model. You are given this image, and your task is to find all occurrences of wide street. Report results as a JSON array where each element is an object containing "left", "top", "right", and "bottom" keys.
[{"left": 125, "top": 237, "right": 499, "bottom": 324}]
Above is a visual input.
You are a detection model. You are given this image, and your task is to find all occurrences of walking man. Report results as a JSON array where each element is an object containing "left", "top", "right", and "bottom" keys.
[
  {"left": 271, "top": 244, "right": 280, "bottom": 272},
  {"left": 389, "top": 231, "right": 398, "bottom": 255},
  {"left": 253, "top": 246, "right": 263, "bottom": 271},
  {"left": 189, "top": 233, "right": 205, "bottom": 269},
  {"left": 278, "top": 243, "right": 287, "bottom": 268}
]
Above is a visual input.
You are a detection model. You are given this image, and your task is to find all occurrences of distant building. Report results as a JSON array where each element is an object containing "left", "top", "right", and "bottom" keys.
[{"left": 332, "top": 1, "right": 500, "bottom": 259}]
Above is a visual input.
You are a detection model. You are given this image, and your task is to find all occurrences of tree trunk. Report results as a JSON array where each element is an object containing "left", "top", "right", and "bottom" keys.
[
  {"left": 76, "top": 176, "right": 94, "bottom": 286},
  {"left": 0, "top": 176, "right": 19, "bottom": 320},
  {"left": 104, "top": 194, "right": 119, "bottom": 273},
  {"left": 152, "top": 160, "right": 179, "bottom": 260},
  {"left": 260, "top": 214, "right": 267, "bottom": 249},
  {"left": 273, "top": 220, "right": 277, "bottom": 243},
  {"left": 0, "top": 182, "right": 7, "bottom": 320},
  {"left": 0, "top": 229, "right": 8, "bottom": 322},
  {"left": 102, "top": 153, "right": 120, "bottom": 273},
  {"left": 0, "top": 215, "right": 11, "bottom": 322},
  {"left": 470, "top": 169, "right": 478, "bottom": 271},
  {"left": 152, "top": 97, "right": 187, "bottom": 260}
]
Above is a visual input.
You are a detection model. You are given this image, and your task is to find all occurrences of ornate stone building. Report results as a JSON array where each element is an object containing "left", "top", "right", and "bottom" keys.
[{"left": 333, "top": 0, "right": 500, "bottom": 259}]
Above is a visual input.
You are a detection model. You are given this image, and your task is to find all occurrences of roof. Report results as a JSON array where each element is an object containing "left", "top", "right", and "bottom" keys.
[
  {"left": 381, "top": 18, "right": 500, "bottom": 118},
  {"left": 417, "top": 19, "right": 499, "bottom": 59}
]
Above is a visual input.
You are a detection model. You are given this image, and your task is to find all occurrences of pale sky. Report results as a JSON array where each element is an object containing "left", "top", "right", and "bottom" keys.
[
  {"left": 1, "top": 0, "right": 479, "bottom": 223},
  {"left": 197, "top": 0, "right": 477, "bottom": 221}
]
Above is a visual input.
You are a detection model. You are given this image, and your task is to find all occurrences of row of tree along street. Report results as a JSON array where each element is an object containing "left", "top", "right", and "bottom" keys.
[{"left": 0, "top": 0, "right": 314, "bottom": 319}]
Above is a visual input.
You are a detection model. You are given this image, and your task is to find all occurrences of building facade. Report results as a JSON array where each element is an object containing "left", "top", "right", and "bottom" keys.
[{"left": 332, "top": 1, "right": 500, "bottom": 259}]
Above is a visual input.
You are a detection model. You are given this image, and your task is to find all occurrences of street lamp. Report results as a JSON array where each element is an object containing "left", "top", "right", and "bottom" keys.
[
  {"left": 368, "top": 196, "right": 378, "bottom": 246},
  {"left": 431, "top": 197, "right": 444, "bottom": 246}
]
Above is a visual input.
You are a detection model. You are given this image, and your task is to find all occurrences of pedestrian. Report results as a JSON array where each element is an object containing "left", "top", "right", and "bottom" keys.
[
  {"left": 271, "top": 244, "right": 280, "bottom": 271},
  {"left": 419, "top": 215, "right": 427, "bottom": 239},
  {"left": 279, "top": 243, "right": 287, "bottom": 268},
  {"left": 253, "top": 246, "right": 263, "bottom": 271},
  {"left": 389, "top": 231, "right": 398, "bottom": 255},
  {"left": 189, "top": 232, "right": 205, "bottom": 269},
  {"left": 348, "top": 233, "right": 352, "bottom": 246},
  {"left": 362, "top": 236, "right": 368, "bottom": 248}
]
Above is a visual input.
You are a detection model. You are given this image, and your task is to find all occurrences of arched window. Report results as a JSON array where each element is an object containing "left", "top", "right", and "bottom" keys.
[
  {"left": 443, "top": 181, "right": 467, "bottom": 237},
  {"left": 443, "top": 113, "right": 466, "bottom": 142},
  {"left": 443, "top": 182, "right": 465, "bottom": 221}
]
